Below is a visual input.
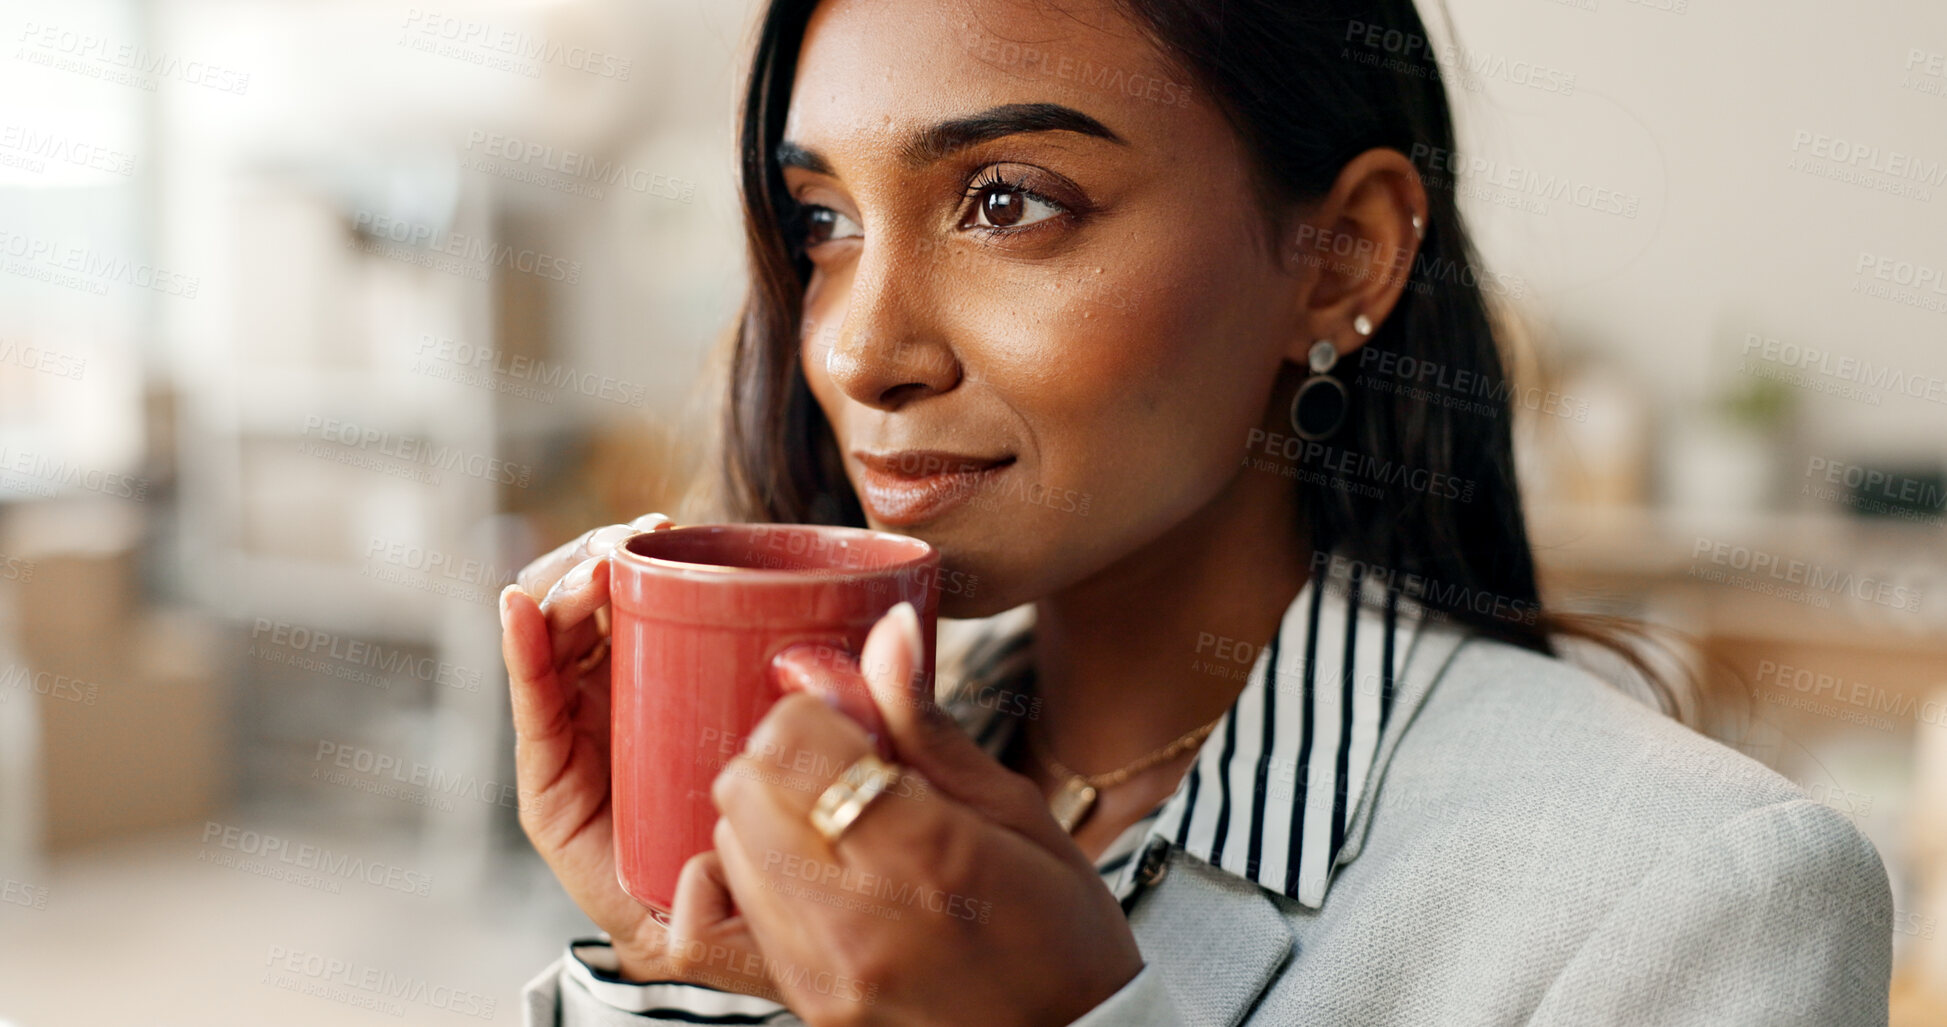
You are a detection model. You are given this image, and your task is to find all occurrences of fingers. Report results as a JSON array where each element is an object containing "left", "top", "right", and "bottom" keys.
[
  {"left": 517, "top": 524, "right": 625, "bottom": 599},
  {"left": 502, "top": 583, "right": 620, "bottom": 866},
  {"left": 541, "top": 554, "right": 611, "bottom": 637},
  {"left": 650, "top": 850, "right": 782, "bottom": 1003},
  {"left": 714, "top": 693, "right": 877, "bottom": 819},
  {"left": 500, "top": 585, "right": 574, "bottom": 785},
  {"left": 858, "top": 602, "right": 1084, "bottom": 865},
  {"left": 552, "top": 616, "right": 603, "bottom": 676},
  {"left": 518, "top": 512, "right": 675, "bottom": 671},
  {"left": 668, "top": 849, "right": 740, "bottom": 952},
  {"left": 709, "top": 815, "right": 790, "bottom": 942},
  {"left": 515, "top": 512, "right": 673, "bottom": 598},
  {"left": 711, "top": 691, "right": 951, "bottom": 893},
  {"left": 710, "top": 694, "right": 889, "bottom": 894},
  {"left": 769, "top": 643, "right": 889, "bottom": 759},
  {"left": 858, "top": 602, "right": 971, "bottom": 776},
  {"left": 693, "top": 823, "right": 791, "bottom": 1001}
]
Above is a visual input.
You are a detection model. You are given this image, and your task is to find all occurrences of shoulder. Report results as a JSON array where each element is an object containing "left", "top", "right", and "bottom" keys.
[
  {"left": 1364, "top": 630, "right": 1890, "bottom": 915},
  {"left": 1392, "top": 631, "right": 1806, "bottom": 829},
  {"left": 1288, "top": 633, "right": 1893, "bottom": 1020}
]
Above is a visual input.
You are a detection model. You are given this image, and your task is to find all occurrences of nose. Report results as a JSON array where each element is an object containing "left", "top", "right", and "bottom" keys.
[{"left": 820, "top": 246, "right": 962, "bottom": 411}]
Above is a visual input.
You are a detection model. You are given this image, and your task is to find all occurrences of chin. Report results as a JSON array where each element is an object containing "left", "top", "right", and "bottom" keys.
[
  {"left": 872, "top": 528, "right": 1019, "bottom": 620},
  {"left": 865, "top": 508, "right": 1090, "bottom": 620}
]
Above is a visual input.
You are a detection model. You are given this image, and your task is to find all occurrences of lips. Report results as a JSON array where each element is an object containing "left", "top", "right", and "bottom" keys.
[{"left": 851, "top": 449, "right": 1015, "bottom": 526}]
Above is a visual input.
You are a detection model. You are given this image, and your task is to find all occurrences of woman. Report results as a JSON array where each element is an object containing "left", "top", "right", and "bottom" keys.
[{"left": 497, "top": 0, "right": 1894, "bottom": 1023}]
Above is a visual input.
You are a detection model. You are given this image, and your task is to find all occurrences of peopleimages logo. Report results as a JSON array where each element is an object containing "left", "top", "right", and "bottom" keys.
[
  {"left": 1789, "top": 130, "right": 1946, "bottom": 185},
  {"left": 1850, "top": 250, "right": 1947, "bottom": 314},
  {"left": 0, "top": 551, "right": 33, "bottom": 583},
  {"left": 1754, "top": 660, "right": 1947, "bottom": 730},
  {"left": 251, "top": 618, "right": 482, "bottom": 692},
  {"left": 13, "top": 21, "right": 250, "bottom": 94},
  {"left": 1, "top": 878, "right": 49, "bottom": 910},
  {"left": 1244, "top": 429, "right": 1478, "bottom": 502},
  {"left": 1410, "top": 144, "right": 1642, "bottom": 219},
  {"left": 200, "top": 822, "right": 432, "bottom": 897},
  {"left": 462, "top": 131, "right": 693, "bottom": 202},
  {"left": 0, "top": 228, "right": 199, "bottom": 297},
  {"left": 0, "top": 662, "right": 99, "bottom": 705},
  {"left": 962, "top": 26, "right": 1193, "bottom": 108},
  {"left": 1309, "top": 551, "right": 1541, "bottom": 626},
  {"left": 760, "top": 850, "right": 994, "bottom": 924},
  {"left": 399, "top": 7, "right": 631, "bottom": 80},
  {"left": 1341, "top": 20, "right": 1576, "bottom": 96},
  {"left": 1689, "top": 537, "right": 1923, "bottom": 612},
  {"left": 264, "top": 945, "right": 496, "bottom": 1020},
  {"left": 1356, "top": 348, "right": 1590, "bottom": 423},
  {"left": 313, "top": 741, "right": 538, "bottom": 813},
  {"left": 298, "top": 415, "right": 534, "bottom": 487},
  {"left": 0, "top": 444, "right": 150, "bottom": 501},
  {"left": 1741, "top": 331, "right": 1947, "bottom": 406},
  {"left": 0, "top": 337, "right": 87, "bottom": 380},
  {"left": 349, "top": 210, "right": 582, "bottom": 285},
  {"left": 1905, "top": 48, "right": 1947, "bottom": 97},
  {"left": 1804, "top": 457, "right": 1947, "bottom": 514},
  {"left": 0, "top": 124, "right": 136, "bottom": 177},
  {"left": 412, "top": 332, "right": 650, "bottom": 407},
  {"left": 1855, "top": 251, "right": 1947, "bottom": 293}
]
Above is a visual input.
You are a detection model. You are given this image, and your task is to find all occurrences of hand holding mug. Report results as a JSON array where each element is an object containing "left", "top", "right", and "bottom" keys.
[
  {"left": 500, "top": 513, "right": 737, "bottom": 989},
  {"left": 500, "top": 517, "right": 1142, "bottom": 1023},
  {"left": 703, "top": 602, "right": 1146, "bottom": 1026},
  {"left": 497, "top": 516, "right": 928, "bottom": 997}
]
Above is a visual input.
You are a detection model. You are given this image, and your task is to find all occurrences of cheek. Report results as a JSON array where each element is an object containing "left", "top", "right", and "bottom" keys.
[
  {"left": 1018, "top": 258, "right": 1281, "bottom": 509},
  {"left": 798, "top": 272, "right": 849, "bottom": 431}
]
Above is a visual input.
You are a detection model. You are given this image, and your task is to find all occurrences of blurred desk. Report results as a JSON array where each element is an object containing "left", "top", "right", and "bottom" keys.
[
  {"left": 1530, "top": 502, "right": 1947, "bottom": 738},
  {"left": 1531, "top": 503, "right": 1945, "bottom": 654}
]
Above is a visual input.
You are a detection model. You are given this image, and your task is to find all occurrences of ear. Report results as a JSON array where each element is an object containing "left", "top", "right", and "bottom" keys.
[{"left": 1280, "top": 148, "right": 1428, "bottom": 366}]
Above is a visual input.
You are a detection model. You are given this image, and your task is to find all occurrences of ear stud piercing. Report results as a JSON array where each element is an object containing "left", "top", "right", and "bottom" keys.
[
  {"left": 1353, "top": 313, "right": 1374, "bottom": 337},
  {"left": 1411, "top": 214, "right": 1425, "bottom": 240}
]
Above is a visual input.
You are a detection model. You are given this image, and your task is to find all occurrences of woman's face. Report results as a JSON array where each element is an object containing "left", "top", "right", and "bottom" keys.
[{"left": 785, "top": 0, "right": 1311, "bottom": 616}]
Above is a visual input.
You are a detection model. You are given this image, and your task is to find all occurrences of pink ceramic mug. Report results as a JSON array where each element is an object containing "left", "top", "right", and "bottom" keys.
[{"left": 607, "top": 523, "right": 942, "bottom": 918}]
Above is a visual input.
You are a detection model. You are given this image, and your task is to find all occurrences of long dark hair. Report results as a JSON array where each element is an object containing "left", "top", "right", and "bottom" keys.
[{"left": 703, "top": 0, "right": 1694, "bottom": 718}]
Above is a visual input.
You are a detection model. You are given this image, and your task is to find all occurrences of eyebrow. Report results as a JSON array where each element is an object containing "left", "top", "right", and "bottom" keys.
[{"left": 775, "top": 102, "right": 1126, "bottom": 176}]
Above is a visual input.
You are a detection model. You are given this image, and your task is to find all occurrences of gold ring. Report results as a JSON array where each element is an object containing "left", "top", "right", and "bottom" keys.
[
  {"left": 570, "top": 636, "right": 611, "bottom": 678},
  {"left": 808, "top": 752, "right": 903, "bottom": 844}
]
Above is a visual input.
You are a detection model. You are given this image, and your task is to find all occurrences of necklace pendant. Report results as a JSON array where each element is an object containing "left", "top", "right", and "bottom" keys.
[{"left": 1049, "top": 778, "right": 1099, "bottom": 834}]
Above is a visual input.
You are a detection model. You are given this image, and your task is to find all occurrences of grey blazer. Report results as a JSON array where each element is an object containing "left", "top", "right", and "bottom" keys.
[{"left": 522, "top": 585, "right": 1893, "bottom": 1026}]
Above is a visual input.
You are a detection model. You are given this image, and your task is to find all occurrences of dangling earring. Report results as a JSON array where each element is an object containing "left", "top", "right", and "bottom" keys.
[{"left": 1289, "top": 339, "right": 1349, "bottom": 441}]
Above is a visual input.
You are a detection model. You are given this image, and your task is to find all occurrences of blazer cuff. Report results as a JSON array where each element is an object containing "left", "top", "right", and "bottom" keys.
[
  {"left": 1065, "top": 964, "right": 1187, "bottom": 1027},
  {"left": 560, "top": 938, "right": 791, "bottom": 1020}
]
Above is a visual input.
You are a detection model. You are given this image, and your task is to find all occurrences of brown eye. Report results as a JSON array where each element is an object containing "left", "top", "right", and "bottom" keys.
[
  {"left": 965, "top": 168, "right": 1066, "bottom": 233},
  {"left": 801, "top": 205, "right": 862, "bottom": 248},
  {"left": 982, "top": 189, "right": 1025, "bottom": 228}
]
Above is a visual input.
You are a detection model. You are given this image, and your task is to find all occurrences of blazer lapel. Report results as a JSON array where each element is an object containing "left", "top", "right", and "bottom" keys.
[{"left": 1127, "top": 845, "right": 1295, "bottom": 1027}]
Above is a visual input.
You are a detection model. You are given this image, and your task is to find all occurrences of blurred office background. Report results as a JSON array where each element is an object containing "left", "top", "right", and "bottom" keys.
[{"left": 0, "top": 0, "right": 1942, "bottom": 1022}]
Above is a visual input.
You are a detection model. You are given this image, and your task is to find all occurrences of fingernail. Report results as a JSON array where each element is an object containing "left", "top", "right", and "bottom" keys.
[
  {"left": 544, "top": 557, "right": 600, "bottom": 612},
  {"left": 499, "top": 585, "right": 522, "bottom": 630},
  {"left": 563, "top": 555, "right": 601, "bottom": 591},
  {"left": 588, "top": 524, "right": 634, "bottom": 555},
  {"left": 891, "top": 601, "right": 922, "bottom": 660},
  {"left": 630, "top": 512, "right": 673, "bottom": 531}
]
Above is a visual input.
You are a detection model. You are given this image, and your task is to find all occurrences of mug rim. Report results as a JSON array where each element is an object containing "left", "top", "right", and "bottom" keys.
[{"left": 613, "top": 522, "right": 938, "bottom": 583}]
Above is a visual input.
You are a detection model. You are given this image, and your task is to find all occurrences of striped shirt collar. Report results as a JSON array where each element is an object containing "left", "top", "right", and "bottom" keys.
[{"left": 946, "top": 562, "right": 1431, "bottom": 910}]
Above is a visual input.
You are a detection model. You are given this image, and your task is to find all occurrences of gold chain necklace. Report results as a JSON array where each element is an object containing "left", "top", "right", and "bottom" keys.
[{"left": 1024, "top": 714, "right": 1225, "bottom": 833}]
